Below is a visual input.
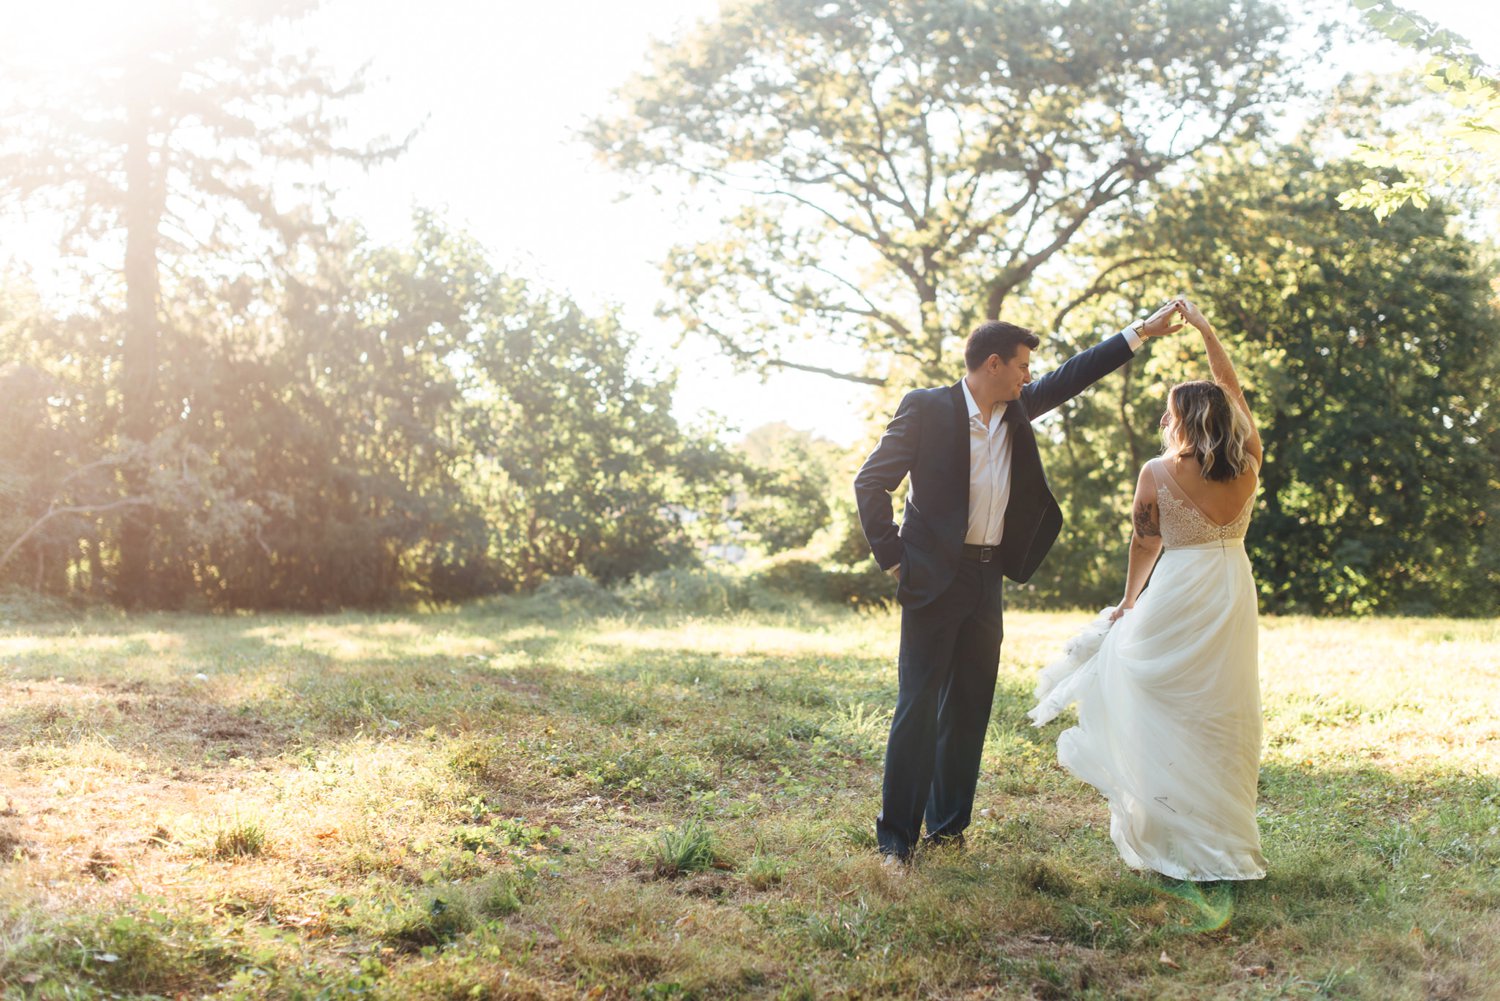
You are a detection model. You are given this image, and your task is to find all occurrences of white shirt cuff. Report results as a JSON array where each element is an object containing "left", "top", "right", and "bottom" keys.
[{"left": 1120, "top": 325, "right": 1144, "bottom": 352}]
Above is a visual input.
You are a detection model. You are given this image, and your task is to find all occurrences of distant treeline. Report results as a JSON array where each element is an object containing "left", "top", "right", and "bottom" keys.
[{"left": 2, "top": 0, "right": 1496, "bottom": 614}]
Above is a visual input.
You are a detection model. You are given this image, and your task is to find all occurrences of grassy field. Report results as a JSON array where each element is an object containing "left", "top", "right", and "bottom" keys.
[{"left": 1, "top": 595, "right": 1497, "bottom": 999}]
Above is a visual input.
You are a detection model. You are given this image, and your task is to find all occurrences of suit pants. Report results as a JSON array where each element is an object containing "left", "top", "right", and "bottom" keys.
[{"left": 877, "top": 558, "right": 1005, "bottom": 857}]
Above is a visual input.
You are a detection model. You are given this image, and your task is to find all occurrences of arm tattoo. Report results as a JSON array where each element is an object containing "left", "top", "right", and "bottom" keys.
[{"left": 1133, "top": 500, "right": 1161, "bottom": 538}]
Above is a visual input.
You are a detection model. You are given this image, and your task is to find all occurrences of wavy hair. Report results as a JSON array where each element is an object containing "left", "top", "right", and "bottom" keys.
[{"left": 1162, "top": 381, "right": 1254, "bottom": 482}]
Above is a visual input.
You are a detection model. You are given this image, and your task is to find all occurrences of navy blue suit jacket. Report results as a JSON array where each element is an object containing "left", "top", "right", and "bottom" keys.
[{"left": 854, "top": 333, "right": 1136, "bottom": 608}]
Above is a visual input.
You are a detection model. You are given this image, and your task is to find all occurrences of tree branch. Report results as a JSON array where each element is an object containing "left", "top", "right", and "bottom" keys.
[{"left": 0, "top": 497, "right": 151, "bottom": 574}]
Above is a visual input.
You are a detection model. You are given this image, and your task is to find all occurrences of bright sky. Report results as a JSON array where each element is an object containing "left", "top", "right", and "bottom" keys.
[
  {"left": 6, "top": 0, "right": 1498, "bottom": 446},
  {"left": 305, "top": 0, "right": 872, "bottom": 444}
]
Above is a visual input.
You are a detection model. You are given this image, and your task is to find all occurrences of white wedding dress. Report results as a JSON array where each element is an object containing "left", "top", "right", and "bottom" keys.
[{"left": 1028, "top": 457, "right": 1266, "bottom": 881}]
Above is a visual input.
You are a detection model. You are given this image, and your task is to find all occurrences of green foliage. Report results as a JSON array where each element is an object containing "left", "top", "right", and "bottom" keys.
[
  {"left": 818, "top": 700, "right": 893, "bottom": 761},
  {"left": 590, "top": 0, "right": 1300, "bottom": 386},
  {"left": 0, "top": 0, "right": 405, "bottom": 608},
  {"left": 198, "top": 216, "right": 737, "bottom": 607},
  {"left": 1, "top": 1, "right": 742, "bottom": 611},
  {"left": 1154, "top": 151, "right": 1499, "bottom": 614},
  {"left": 0, "top": 217, "right": 737, "bottom": 609},
  {"left": 0, "top": 905, "right": 243, "bottom": 998},
  {"left": 734, "top": 424, "right": 841, "bottom": 555},
  {"left": 611, "top": 566, "right": 755, "bottom": 615},
  {"left": 1022, "top": 131, "right": 1500, "bottom": 614},
  {"left": 381, "top": 893, "right": 478, "bottom": 952},
  {"left": 745, "top": 850, "right": 786, "bottom": 890},
  {"left": 752, "top": 554, "right": 893, "bottom": 609},
  {"left": 447, "top": 810, "right": 563, "bottom": 877},
  {"left": 577, "top": 745, "right": 715, "bottom": 801},
  {"left": 1339, "top": 0, "right": 1500, "bottom": 219},
  {"left": 534, "top": 574, "right": 627, "bottom": 615}
]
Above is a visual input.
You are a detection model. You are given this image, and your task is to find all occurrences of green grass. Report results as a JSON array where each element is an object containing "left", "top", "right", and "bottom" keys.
[
  {"left": 0, "top": 600, "right": 1496, "bottom": 999},
  {"left": 651, "top": 819, "right": 727, "bottom": 878}
]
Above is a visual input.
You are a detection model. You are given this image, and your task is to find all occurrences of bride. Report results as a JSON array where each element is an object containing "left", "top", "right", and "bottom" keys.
[{"left": 1028, "top": 297, "right": 1267, "bottom": 881}]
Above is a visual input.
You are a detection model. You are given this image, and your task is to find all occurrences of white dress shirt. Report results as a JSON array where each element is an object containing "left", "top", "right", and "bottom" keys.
[
  {"left": 964, "top": 326, "right": 1145, "bottom": 549},
  {"left": 961, "top": 378, "right": 1011, "bottom": 546}
]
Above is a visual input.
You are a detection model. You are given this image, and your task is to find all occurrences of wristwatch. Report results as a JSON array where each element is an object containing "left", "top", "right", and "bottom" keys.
[{"left": 1129, "top": 317, "right": 1148, "bottom": 338}]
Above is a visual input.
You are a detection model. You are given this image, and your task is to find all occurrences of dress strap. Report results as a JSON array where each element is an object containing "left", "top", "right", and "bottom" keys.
[{"left": 1147, "top": 456, "right": 1168, "bottom": 489}]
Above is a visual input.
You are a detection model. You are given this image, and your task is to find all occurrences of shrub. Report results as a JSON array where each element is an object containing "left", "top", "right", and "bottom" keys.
[
  {"left": 751, "top": 555, "right": 893, "bottom": 608},
  {"left": 617, "top": 568, "right": 752, "bottom": 615},
  {"left": 0, "top": 586, "right": 76, "bottom": 623},
  {"left": 534, "top": 574, "right": 624, "bottom": 614}
]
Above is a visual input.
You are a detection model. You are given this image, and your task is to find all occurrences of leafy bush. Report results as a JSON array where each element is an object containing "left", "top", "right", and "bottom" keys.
[
  {"left": 535, "top": 575, "right": 625, "bottom": 614},
  {"left": 0, "top": 586, "right": 76, "bottom": 624},
  {"left": 751, "top": 555, "right": 893, "bottom": 608},
  {"left": 616, "top": 567, "right": 753, "bottom": 614}
]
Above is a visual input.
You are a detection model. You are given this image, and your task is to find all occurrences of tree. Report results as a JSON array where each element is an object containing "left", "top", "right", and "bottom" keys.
[
  {"left": 734, "top": 423, "right": 842, "bottom": 554},
  {"left": 0, "top": 0, "right": 404, "bottom": 605},
  {"left": 1338, "top": 0, "right": 1500, "bottom": 219},
  {"left": 453, "top": 256, "right": 738, "bottom": 591},
  {"left": 0, "top": 216, "right": 740, "bottom": 609},
  {"left": 0, "top": 355, "right": 138, "bottom": 595},
  {"left": 0, "top": 279, "right": 245, "bottom": 601},
  {"left": 1025, "top": 136, "right": 1500, "bottom": 614},
  {"left": 590, "top": 0, "right": 1303, "bottom": 387}
]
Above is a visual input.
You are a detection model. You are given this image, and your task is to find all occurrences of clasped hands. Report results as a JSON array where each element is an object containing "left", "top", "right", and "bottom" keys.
[{"left": 1137, "top": 297, "right": 1212, "bottom": 339}]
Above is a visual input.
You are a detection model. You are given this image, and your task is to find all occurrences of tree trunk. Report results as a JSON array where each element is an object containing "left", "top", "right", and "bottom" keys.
[
  {"left": 89, "top": 533, "right": 105, "bottom": 598},
  {"left": 117, "top": 84, "right": 164, "bottom": 607}
]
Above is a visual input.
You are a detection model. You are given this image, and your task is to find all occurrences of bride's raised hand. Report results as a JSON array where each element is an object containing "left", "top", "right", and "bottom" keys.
[{"left": 1177, "top": 297, "right": 1211, "bottom": 333}]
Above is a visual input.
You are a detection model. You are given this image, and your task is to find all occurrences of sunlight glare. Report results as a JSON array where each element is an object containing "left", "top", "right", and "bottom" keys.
[{"left": 5, "top": 1, "right": 130, "bottom": 73}]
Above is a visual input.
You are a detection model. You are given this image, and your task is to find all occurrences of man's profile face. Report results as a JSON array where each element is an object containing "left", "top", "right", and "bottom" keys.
[{"left": 992, "top": 345, "right": 1032, "bottom": 402}]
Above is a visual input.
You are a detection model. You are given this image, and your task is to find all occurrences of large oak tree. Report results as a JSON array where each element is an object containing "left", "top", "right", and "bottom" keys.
[{"left": 590, "top": 0, "right": 1303, "bottom": 386}]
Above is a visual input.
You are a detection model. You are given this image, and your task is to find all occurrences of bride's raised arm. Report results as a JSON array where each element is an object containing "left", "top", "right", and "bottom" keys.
[{"left": 1178, "top": 298, "right": 1263, "bottom": 465}]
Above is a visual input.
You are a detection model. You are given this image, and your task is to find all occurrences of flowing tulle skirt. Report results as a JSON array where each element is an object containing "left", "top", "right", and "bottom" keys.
[{"left": 1029, "top": 540, "right": 1266, "bottom": 881}]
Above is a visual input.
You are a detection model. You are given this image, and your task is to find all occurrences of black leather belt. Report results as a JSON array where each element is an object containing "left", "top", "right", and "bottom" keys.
[{"left": 962, "top": 544, "right": 998, "bottom": 563}]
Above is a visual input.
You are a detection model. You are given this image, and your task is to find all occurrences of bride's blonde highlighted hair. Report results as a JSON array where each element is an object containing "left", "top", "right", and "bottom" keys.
[{"left": 1162, "top": 381, "right": 1254, "bottom": 482}]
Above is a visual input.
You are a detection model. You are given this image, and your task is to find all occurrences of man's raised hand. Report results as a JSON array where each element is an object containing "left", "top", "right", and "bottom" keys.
[{"left": 1139, "top": 300, "right": 1187, "bottom": 339}]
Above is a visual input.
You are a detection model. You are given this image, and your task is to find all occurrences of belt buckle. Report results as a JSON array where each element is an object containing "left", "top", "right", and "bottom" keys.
[{"left": 978, "top": 546, "right": 993, "bottom": 563}]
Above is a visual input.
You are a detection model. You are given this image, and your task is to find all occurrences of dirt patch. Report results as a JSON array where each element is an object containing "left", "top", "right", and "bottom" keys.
[
  {"left": 0, "top": 827, "right": 32, "bottom": 862},
  {"left": 676, "top": 870, "right": 737, "bottom": 899},
  {"left": 98, "top": 680, "right": 149, "bottom": 694},
  {"left": 0, "top": 679, "right": 292, "bottom": 765},
  {"left": 82, "top": 848, "right": 117, "bottom": 881},
  {"left": 196, "top": 717, "right": 278, "bottom": 759}
]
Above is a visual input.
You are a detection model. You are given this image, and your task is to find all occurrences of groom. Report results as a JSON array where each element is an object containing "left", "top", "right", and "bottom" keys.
[{"left": 854, "top": 306, "right": 1182, "bottom": 861}]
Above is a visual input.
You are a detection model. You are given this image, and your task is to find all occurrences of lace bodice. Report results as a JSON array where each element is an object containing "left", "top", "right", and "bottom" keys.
[{"left": 1151, "top": 458, "right": 1254, "bottom": 547}]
